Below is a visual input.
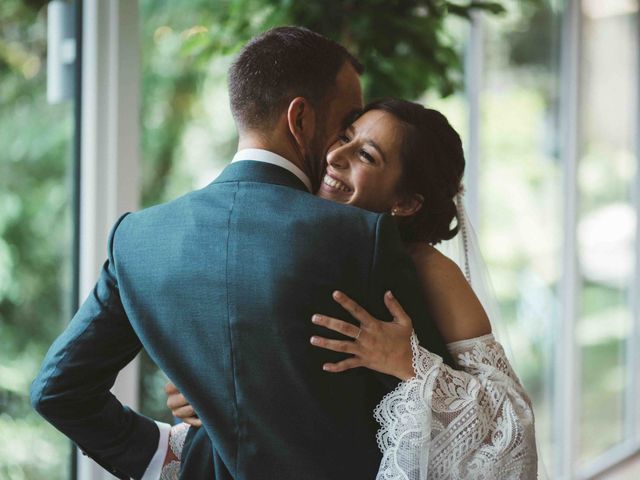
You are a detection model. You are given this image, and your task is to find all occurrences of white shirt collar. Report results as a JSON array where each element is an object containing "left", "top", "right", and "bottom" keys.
[{"left": 231, "top": 149, "right": 312, "bottom": 193}]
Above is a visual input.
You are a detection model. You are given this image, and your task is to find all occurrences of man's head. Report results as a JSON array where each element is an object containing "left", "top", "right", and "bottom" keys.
[{"left": 228, "top": 26, "right": 364, "bottom": 191}]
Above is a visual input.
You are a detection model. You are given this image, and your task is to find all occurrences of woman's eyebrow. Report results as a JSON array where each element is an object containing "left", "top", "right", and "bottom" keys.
[{"left": 347, "top": 125, "right": 387, "bottom": 163}]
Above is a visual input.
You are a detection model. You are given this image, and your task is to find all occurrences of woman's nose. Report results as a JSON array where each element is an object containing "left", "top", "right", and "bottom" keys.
[{"left": 327, "top": 145, "right": 349, "bottom": 169}]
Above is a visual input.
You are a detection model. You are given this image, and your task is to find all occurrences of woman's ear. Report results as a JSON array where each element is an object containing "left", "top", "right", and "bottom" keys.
[
  {"left": 392, "top": 194, "right": 424, "bottom": 217},
  {"left": 287, "top": 97, "right": 316, "bottom": 152}
]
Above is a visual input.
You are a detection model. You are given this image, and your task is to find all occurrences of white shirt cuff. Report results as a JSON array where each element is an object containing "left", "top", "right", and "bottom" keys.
[{"left": 141, "top": 421, "right": 171, "bottom": 480}]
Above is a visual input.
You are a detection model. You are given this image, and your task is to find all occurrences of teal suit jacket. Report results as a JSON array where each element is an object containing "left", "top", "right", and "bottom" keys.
[{"left": 31, "top": 160, "right": 452, "bottom": 479}]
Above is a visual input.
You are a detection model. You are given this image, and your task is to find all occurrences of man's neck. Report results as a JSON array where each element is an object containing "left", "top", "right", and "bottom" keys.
[{"left": 237, "top": 134, "right": 307, "bottom": 175}]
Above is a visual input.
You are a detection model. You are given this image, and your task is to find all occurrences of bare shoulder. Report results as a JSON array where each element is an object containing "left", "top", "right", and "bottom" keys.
[
  {"left": 405, "top": 242, "right": 491, "bottom": 343},
  {"left": 405, "top": 242, "right": 464, "bottom": 282}
]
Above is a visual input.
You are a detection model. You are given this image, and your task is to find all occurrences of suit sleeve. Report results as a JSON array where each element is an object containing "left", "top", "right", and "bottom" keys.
[
  {"left": 30, "top": 213, "right": 160, "bottom": 480},
  {"left": 369, "top": 214, "right": 454, "bottom": 369}
]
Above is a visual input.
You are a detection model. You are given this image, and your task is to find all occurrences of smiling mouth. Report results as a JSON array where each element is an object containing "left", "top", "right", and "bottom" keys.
[{"left": 322, "top": 174, "right": 353, "bottom": 193}]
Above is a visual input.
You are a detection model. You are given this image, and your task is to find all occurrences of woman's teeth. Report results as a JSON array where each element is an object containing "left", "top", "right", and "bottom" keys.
[{"left": 323, "top": 175, "right": 352, "bottom": 193}]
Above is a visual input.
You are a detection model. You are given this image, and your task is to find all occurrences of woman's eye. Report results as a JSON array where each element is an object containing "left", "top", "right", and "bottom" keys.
[
  {"left": 359, "top": 150, "right": 375, "bottom": 163},
  {"left": 337, "top": 133, "right": 350, "bottom": 143}
]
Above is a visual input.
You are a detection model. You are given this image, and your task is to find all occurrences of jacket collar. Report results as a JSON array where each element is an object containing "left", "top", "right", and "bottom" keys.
[
  {"left": 231, "top": 149, "right": 312, "bottom": 192},
  {"left": 212, "top": 159, "right": 311, "bottom": 193}
]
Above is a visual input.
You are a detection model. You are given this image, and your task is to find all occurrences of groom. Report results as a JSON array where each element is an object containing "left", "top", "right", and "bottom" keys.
[{"left": 31, "top": 27, "right": 451, "bottom": 479}]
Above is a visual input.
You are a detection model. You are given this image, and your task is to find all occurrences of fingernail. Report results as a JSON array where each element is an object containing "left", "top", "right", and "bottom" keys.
[
  {"left": 310, "top": 336, "right": 318, "bottom": 344},
  {"left": 323, "top": 364, "right": 330, "bottom": 371},
  {"left": 312, "top": 315, "right": 321, "bottom": 323},
  {"left": 386, "top": 291, "right": 393, "bottom": 298},
  {"left": 333, "top": 290, "right": 342, "bottom": 299}
]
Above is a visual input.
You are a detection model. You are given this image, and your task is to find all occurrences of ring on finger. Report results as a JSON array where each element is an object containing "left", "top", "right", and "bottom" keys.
[{"left": 354, "top": 328, "right": 362, "bottom": 341}]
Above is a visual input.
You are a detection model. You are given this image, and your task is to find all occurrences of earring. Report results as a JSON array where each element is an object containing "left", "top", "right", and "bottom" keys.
[{"left": 391, "top": 208, "right": 398, "bottom": 216}]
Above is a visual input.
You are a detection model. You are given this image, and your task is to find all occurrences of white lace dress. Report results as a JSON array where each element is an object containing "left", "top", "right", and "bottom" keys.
[
  {"left": 375, "top": 332, "right": 538, "bottom": 480},
  {"left": 161, "top": 332, "right": 537, "bottom": 480}
]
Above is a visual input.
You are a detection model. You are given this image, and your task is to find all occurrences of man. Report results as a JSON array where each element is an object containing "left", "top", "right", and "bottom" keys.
[{"left": 31, "top": 27, "right": 450, "bottom": 479}]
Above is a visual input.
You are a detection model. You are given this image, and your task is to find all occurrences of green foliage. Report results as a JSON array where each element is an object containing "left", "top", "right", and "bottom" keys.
[
  {"left": 136, "top": 0, "right": 514, "bottom": 208},
  {"left": 159, "top": 0, "right": 509, "bottom": 100},
  {"left": 1, "top": 0, "right": 73, "bottom": 477}
]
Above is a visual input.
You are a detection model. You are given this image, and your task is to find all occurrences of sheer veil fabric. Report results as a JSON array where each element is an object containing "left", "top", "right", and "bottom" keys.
[{"left": 448, "top": 195, "right": 549, "bottom": 479}]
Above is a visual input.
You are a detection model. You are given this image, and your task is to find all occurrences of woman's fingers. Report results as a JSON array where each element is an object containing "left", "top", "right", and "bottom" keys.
[
  {"left": 184, "top": 417, "right": 202, "bottom": 428},
  {"left": 172, "top": 404, "right": 196, "bottom": 420},
  {"left": 384, "top": 291, "right": 412, "bottom": 327},
  {"left": 166, "top": 390, "right": 189, "bottom": 410},
  {"left": 312, "top": 314, "right": 361, "bottom": 339},
  {"left": 332, "top": 291, "right": 373, "bottom": 325},
  {"left": 165, "top": 382, "right": 202, "bottom": 427},
  {"left": 322, "top": 357, "right": 362, "bottom": 373},
  {"left": 310, "top": 335, "right": 359, "bottom": 354},
  {"left": 164, "top": 381, "right": 178, "bottom": 395}
]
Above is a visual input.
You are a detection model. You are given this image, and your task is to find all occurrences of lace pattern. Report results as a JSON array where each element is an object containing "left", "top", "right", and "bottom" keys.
[
  {"left": 160, "top": 422, "right": 190, "bottom": 480},
  {"left": 375, "top": 332, "right": 537, "bottom": 479},
  {"left": 374, "top": 333, "right": 441, "bottom": 479}
]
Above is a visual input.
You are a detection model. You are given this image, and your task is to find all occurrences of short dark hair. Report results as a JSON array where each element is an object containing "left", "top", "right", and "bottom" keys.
[
  {"left": 363, "top": 99, "right": 466, "bottom": 245},
  {"left": 228, "top": 26, "right": 364, "bottom": 131}
]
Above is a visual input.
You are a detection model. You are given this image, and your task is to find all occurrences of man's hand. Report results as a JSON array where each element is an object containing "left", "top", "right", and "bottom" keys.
[{"left": 165, "top": 382, "right": 202, "bottom": 427}]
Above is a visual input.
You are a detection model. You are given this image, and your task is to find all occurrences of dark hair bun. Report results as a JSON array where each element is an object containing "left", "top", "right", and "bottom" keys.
[{"left": 363, "top": 99, "right": 465, "bottom": 245}]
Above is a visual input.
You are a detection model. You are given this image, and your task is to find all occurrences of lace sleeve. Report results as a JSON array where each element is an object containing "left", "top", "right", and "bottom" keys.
[
  {"left": 374, "top": 332, "right": 537, "bottom": 480},
  {"left": 159, "top": 422, "right": 189, "bottom": 480}
]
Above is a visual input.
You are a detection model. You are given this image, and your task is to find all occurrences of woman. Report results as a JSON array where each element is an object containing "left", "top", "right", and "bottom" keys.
[{"left": 162, "top": 99, "right": 538, "bottom": 479}]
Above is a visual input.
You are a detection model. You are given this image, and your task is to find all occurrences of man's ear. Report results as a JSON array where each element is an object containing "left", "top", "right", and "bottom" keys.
[
  {"left": 286, "top": 97, "right": 316, "bottom": 151},
  {"left": 392, "top": 194, "right": 424, "bottom": 217}
]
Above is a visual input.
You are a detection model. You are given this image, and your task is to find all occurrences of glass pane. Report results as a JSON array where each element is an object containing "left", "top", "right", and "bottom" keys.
[
  {"left": 480, "top": 2, "right": 562, "bottom": 473},
  {"left": 577, "top": 0, "right": 638, "bottom": 463},
  {"left": 1, "top": 1, "right": 74, "bottom": 478}
]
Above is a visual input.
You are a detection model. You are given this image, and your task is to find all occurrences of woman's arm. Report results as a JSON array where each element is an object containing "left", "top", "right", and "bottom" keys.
[
  {"left": 312, "top": 292, "right": 537, "bottom": 479},
  {"left": 374, "top": 330, "right": 537, "bottom": 479},
  {"left": 309, "top": 241, "right": 493, "bottom": 380},
  {"left": 405, "top": 242, "right": 491, "bottom": 343}
]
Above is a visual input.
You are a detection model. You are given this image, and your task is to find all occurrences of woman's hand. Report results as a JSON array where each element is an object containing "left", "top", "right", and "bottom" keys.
[
  {"left": 310, "top": 290, "right": 416, "bottom": 381},
  {"left": 165, "top": 382, "right": 202, "bottom": 427}
]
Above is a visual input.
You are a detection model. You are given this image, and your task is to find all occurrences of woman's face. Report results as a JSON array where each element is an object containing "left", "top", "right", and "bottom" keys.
[{"left": 317, "top": 109, "right": 407, "bottom": 213}]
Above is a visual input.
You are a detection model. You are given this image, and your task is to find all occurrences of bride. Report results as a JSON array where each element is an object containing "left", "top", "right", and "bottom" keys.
[{"left": 162, "top": 98, "right": 538, "bottom": 479}]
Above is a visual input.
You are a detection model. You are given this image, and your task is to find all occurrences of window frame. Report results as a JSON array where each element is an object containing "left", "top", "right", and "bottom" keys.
[{"left": 76, "top": 0, "right": 141, "bottom": 478}]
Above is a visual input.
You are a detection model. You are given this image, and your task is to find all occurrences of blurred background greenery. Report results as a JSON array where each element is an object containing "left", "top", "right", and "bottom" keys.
[{"left": 2, "top": 0, "right": 638, "bottom": 478}]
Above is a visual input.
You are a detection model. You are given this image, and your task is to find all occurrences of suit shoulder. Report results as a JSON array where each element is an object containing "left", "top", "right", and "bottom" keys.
[
  {"left": 118, "top": 187, "right": 208, "bottom": 226},
  {"left": 301, "top": 194, "right": 383, "bottom": 231}
]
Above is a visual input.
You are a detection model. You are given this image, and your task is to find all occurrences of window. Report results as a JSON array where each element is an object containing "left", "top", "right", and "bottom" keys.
[
  {"left": 0, "top": 1, "right": 76, "bottom": 477},
  {"left": 577, "top": 0, "right": 638, "bottom": 464},
  {"left": 430, "top": 1, "right": 639, "bottom": 476}
]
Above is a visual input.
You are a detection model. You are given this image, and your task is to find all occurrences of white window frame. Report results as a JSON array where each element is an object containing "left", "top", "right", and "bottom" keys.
[
  {"left": 78, "top": 0, "right": 141, "bottom": 478},
  {"left": 557, "top": 0, "right": 581, "bottom": 477}
]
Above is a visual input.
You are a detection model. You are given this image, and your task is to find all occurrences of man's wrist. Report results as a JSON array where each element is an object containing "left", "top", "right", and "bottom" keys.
[{"left": 140, "top": 422, "right": 171, "bottom": 480}]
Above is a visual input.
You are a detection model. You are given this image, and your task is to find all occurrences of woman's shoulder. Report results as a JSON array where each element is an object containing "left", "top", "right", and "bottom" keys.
[
  {"left": 405, "top": 242, "right": 492, "bottom": 343},
  {"left": 405, "top": 242, "right": 463, "bottom": 279}
]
